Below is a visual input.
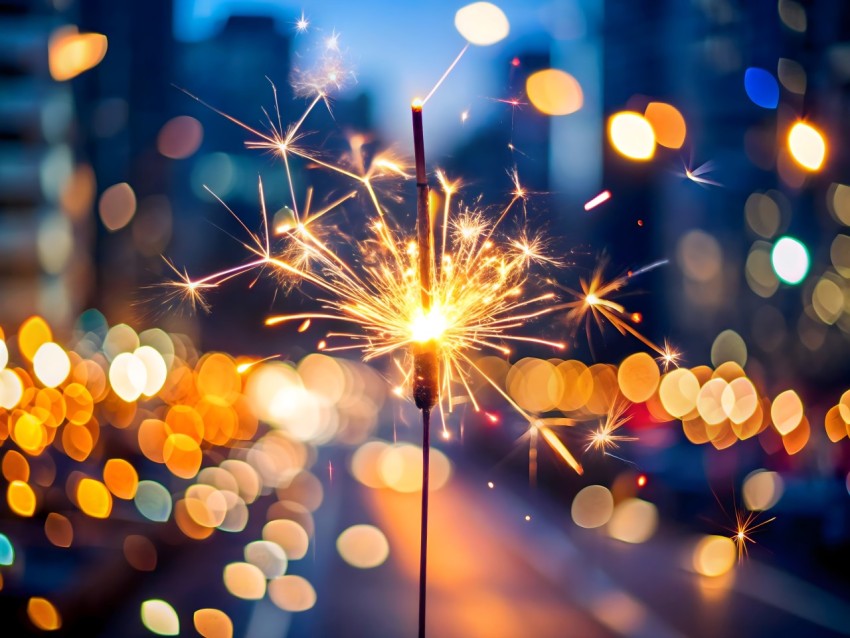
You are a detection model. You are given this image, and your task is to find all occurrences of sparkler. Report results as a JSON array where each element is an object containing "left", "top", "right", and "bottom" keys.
[
  {"left": 166, "top": 35, "right": 572, "bottom": 636},
  {"left": 411, "top": 97, "right": 436, "bottom": 638}
]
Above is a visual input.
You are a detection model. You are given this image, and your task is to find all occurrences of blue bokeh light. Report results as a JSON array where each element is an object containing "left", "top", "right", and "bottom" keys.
[{"left": 744, "top": 67, "right": 779, "bottom": 109}]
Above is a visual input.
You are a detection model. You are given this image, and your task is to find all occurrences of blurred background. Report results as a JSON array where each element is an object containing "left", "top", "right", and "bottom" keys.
[{"left": 2, "top": 0, "right": 850, "bottom": 636}]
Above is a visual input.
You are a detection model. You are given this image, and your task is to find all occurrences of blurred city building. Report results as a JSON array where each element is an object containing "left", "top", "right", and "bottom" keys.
[{"left": 0, "top": 0, "right": 96, "bottom": 332}]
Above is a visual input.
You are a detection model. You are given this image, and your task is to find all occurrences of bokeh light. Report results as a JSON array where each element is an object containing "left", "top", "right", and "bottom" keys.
[
  {"left": 644, "top": 102, "right": 686, "bottom": 149},
  {"left": 607, "top": 498, "right": 658, "bottom": 544},
  {"left": 157, "top": 115, "right": 204, "bottom": 159},
  {"left": 336, "top": 524, "right": 390, "bottom": 569},
  {"left": 223, "top": 562, "right": 266, "bottom": 600},
  {"left": 27, "top": 597, "right": 61, "bottom": 631},
  {"left": 571, "top": 485, "right": 614, "bottom": 529},
  {"left": 140, "top": 600, "right": 179, "bottom": 636},
  {"left": 787, "top": 122, "right": 826, "bottom": 171},
  {"left": 454, "top": 2, "right": 510, "bottom": 46},
  {"left": 194, "top": 609, "right": 233, "bottom": 638},
  {"left": 743, "top": 470, "right": 784, "bottom": 511},
  {"left": 526, "top": 69, "right": 583, "bottom": 116},
  {"left": 48, "top": 26, "right": 107, "bottom": 81},
  {"left": 76, "top": 478, "right": 113, "bottom": 518},
  {"left": 608, "top": 112, "right": 655, "bottom": 160},
  {"left": 268, "top": 575, "right": 317, "bottom": 612},
  {"left": 744, "top": 67, "right": 779, "bottom": 109},
  {"left": 771, "top": 236, "right": 809, "bottom": 285},
  {"left": 99, "top": 182, "right": 137, "bottom": 231},
  {"left": 692, "top": 535, "right": 736, "bottom": 577}
]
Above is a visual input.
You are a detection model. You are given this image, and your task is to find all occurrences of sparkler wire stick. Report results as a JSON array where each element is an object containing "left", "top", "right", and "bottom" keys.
[{"left": 411, "top": 98, "right": 437, "bottom": 638}]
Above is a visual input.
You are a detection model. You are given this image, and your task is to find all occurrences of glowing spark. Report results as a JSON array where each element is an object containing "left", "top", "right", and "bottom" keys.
[
  {"left": 235, "top": 354, "right": 281, "bottom": 374},
  {"left": 295, "top": 12, "right": 309, "bottom": 33},
  {"left": 325, "top": 30, "right": 340, "bottom": 51},
  {"left": 730, "top": 509, "right": 775, "bottom": 563},
  {"left": 657, "top": 339, "right": 681, "bottom": 372},
  {"left": 585, "top": 399, "right": 637, "bottom": 454},
  {"left": 637, "top": 474, "right": 647, "bottom": 487},
  {"left": 584, "top": 190, "right": 612, "bottom": 211},
  {"left": 554, "top": 261, "right": 665, "bottom": 356},
  {"left": 682, "top": 159, "right": 721, "bottom": 187},
  {"left": 421, "top": 44, "right": 469, "bottom": 106},
  {"left": 461, "top": 109, "right": 469, "bottom": 124},
  {"left": 487, "top": 481, "right": 494, "bottom": 489}
]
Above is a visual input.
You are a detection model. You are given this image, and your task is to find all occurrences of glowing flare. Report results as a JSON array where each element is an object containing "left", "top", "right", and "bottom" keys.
[
  {"left": 454, "top": 2, "right": 510, "bottom": 46},
  {"left": 141, "top": 600, "right": 179, "bottom": 636},
  {"left": 27, "top": 597, "right": 62, "bottom": 631},
  {"left": 583, "top": 190, "right": 611, "bottom": 211},
  {"left": 48, "top": 26, "right": 108, "bottom": 81},
  {"left": 526, "top": 69, "right": 583, "bottom": 116},
  {"left": 787, "top": 122, "right": 826, "bottom": 171},
  {"left": 608, "top": 112, "right": 656, "bottom": 160}
]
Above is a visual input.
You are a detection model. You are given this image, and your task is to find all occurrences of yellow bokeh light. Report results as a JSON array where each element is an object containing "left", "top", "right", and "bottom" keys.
[
  {"left": 454, "top": 2, "right": 510, "bottom": 46},
  {"left": 696, "top": 378, "right": 728, "bottom": 426},
  {"left": 721, "top": 377, "right": 758, "bottom": 424},
  {"left": 607, "top": 498, "right": 658, "bottom": 544},
  {"left": 263, "top": 519, "right": 310, "bottom": 560},
  {"left": 141, "top": 599, "right": 180, "bottom": 636},
  {"left": 644, "top": 102, "right": 686, "bottom": 149},
  {"left": 771, "top": 389, "right": 803, "bottom": 435},
  {"left": 571, "top": 485, "right": 614, "bottom": 529},
  {"left": 109, "top": 352, "right": 147, "bottom": 402},
  {"left": 825, "top": 405, "right": 847, "bottom": 442},
  {"left": 103, "top": 458, "right": 139, "bottom": 499},
  {"left": 659, "top": 368, "right": 700, "bottom": 418},
  {"left": 556, "top": 360, "right": 593, "bottom": 411},
  {"left": 742, "top": 469, "right": 784, "bottom": 511},
  {"left": 350, "top": 440, "right": 389, "bottom": 488},
  {"left": 336, "top": 524, "right": 390, "bottom": 569},
  {"left": 268, "top": 575, "right": 317, "bottom": 612},
  {"left": 27, "top": 597, "right": 62, "bottom": 631},
  {"left": 787, "top": 121, "right": 826, "bottom": 171},
  {"left": 63, "top": 383, "right": 94, "bottom": 425},
  {"left": 223, "top": 562, "right": 267, "bottom": 600},
  {"left": 163, "top": 433, "right": 202, "bottom": 479},
  {"left": 839, "top": 390, "right": 850, "bottom": 424},
  {"left": 526, "top": 69, "right": 583, "bottom": 116},
  {"left": 608, "top": 112, "right": 656, "bottom": 161},
  {"left": 8, "top": 480, "right": 36, "bottom": 517},
  {"left": 33, "top": 342, "right": 71, "bottom": 388},
  {"left": 12, "top": 413, "right": 46, "bottom": 454},
  {"left": 18, "top": 316, "right": 52, "bottom": 362},
  {"left": 48, "top": 26, "right": 107, "bottom": 81},
  {"left": 197, "top": 353, "right": 241, "bottom": 405},
  {"left": 378, "top": 443, "right": 451, "bottom": 493},
  {"left": 693, "top": 535, "right": 736, "bottom": 577},
  {"left": 134, "top": 346, "right": 168, "bottom": 397},
  {"left": 0, "top": 368, "right": 24, "bottom": 409},
  {"left": 194, "top": 609, "right": 233, "bottom": 638},
  {"left": 76, "top": 478, "right": 113, "bottom": 518},
  {"left": 617, "top": 352, "right": 660, "bottom": 403}
]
